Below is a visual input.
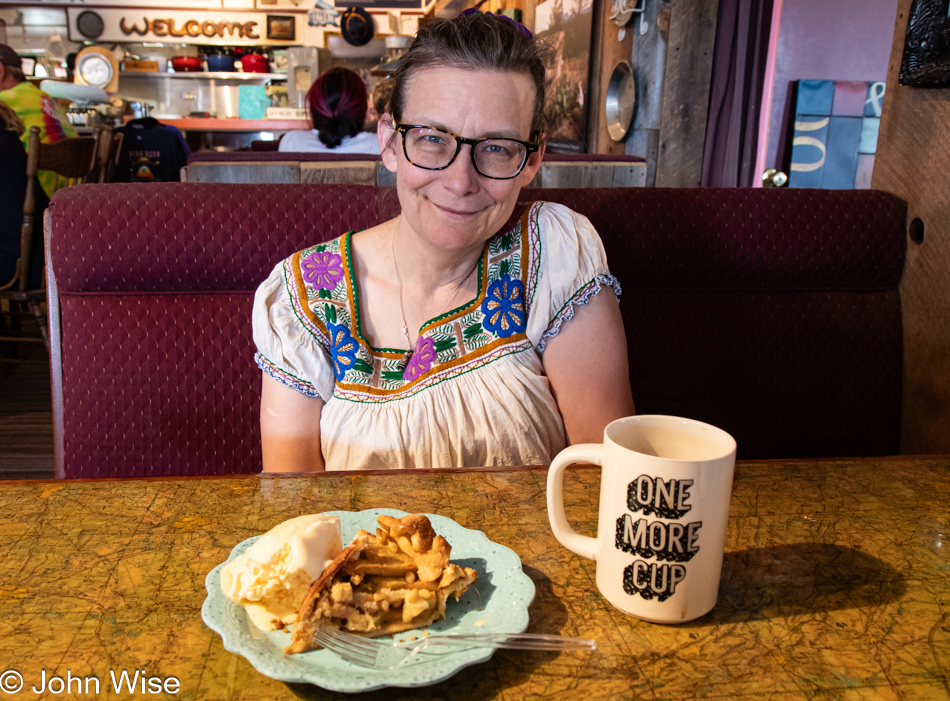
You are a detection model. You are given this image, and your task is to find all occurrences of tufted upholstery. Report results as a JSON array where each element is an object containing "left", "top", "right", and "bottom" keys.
[
  {"left": 46, "top": 184, "right": 905, "bottom": 478},
  {"left": 185, "top": 151, "right": 646, "bottom": 164},
  {"left": 186, "top": 151, "right": 383, "bottom": 164}
]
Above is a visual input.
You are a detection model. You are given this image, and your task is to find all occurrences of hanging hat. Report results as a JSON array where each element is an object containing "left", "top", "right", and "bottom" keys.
[{"left": 340, "top": 6, "right": 374, "bottom": 47}]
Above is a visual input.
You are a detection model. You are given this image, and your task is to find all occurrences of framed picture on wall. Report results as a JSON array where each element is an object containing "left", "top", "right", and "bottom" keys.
[
  {"left": 899, "top": 0, "right": 950, "bottom": 87},
  {"left": 267, "top": 15, "right": 296, "bottom": 41},
  {"left": 534, "top": 0, "right": 594, "bottom": 152}
]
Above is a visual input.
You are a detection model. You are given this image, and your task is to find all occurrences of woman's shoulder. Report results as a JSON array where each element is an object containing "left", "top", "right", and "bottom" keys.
[
  {"left": 278, "top": 129, "right": 324, "bottom": 152},
  {"left": 518, "top": 201, "right": 601, "bottom": 248},
  {"left": 336, "top": 131, "right": 381, "bottom": 155},
  {"left": 524, "top": 200, "right": 587, "bottom": 224},
  {"left": 259, "top": 232, "right": 349, "bottom": 289}
]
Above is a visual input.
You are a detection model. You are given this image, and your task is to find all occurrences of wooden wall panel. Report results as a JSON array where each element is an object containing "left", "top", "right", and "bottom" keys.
[
  {"left": 183, "top": 163, "right": 299, "bottom": 184},
  {"left": 300, "top": 162, "right": 377, "bottom": 185},
  {"left": 655, "top": 0, "right": 719, "bottom": 187},
  {"left": 872, "top": 0, "right": 950, "bottom": 453}
]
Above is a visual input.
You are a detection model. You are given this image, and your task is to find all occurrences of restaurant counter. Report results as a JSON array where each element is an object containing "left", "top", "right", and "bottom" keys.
[
  {"left": 121, "top": 115, "right": 309, "bottom": 151},
  {"left": 0, "top": 456, "right": 947, "bottom": 699}
]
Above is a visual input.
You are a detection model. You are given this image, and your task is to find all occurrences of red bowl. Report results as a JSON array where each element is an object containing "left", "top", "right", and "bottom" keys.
[
  {"left": 171, "top": 56, "right": 202, "bottom": 72},
  {"left": 241, "top": 53, "right": 268, "bottom": 73}
]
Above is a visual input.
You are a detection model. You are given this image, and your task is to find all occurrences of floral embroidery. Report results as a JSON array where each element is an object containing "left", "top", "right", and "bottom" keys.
[
  {"left": 403, "top": 336, "right": 437, "bottom": 381},
  {"left": 328, "top": 322, "right": 359, "bottom": 381},
  {"left": 282, "top": 204, "right": 545, "bottom": 402},
  {"left": 481, "top": 274, "right": 526, "bottom": 338},
  {"left": 301, "top": 250, "right": 344, "bottom": 290}
]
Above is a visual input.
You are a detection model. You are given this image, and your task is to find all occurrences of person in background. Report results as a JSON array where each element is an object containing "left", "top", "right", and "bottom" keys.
[
  {"left": 279, "top": 67, "right": 380, "bottom": 154},
  {"left": 366, "top": 77, "right": 395, "bottom": 132},
  {"left": 254, "top": 12, "right": 634, "bottom": 472},
  {"left": 0, "top": 100, "right": 48, "bottom": 290},
  {"left": 0, "top": 43, "right": 76, "bottom": 199}
]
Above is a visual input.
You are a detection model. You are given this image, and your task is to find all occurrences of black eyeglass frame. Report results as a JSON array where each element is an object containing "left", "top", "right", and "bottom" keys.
[{"left": 394, "top": 123, "right": 541, "bottom": 180}]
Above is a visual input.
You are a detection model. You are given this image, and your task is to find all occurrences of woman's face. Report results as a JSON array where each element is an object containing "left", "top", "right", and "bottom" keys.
[{"left": 380, "top": 66, "right": 544, "bottom": 253}]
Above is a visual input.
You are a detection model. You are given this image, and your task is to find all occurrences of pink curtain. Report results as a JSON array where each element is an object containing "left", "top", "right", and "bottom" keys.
[{"left": 701, "top": 0, "right": 774, "bottom": 187}]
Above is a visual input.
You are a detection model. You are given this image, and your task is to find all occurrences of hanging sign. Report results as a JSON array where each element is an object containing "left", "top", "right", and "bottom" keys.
[
  {"left": 307, "top": 0, "right": 339, "bottom": 26},
  {"left": 67, "top": 8, "right": 305, "bottom": 46}
]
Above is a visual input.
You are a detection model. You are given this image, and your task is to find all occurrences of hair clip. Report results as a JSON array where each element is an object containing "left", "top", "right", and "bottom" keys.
[{"left": 458, "top": 7, "right": 533, "bottom": 39}]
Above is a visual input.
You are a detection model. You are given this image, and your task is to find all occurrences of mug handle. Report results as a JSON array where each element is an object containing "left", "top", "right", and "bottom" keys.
[{"left": 546, "top": 444, "right": 603, "bottom": 561}]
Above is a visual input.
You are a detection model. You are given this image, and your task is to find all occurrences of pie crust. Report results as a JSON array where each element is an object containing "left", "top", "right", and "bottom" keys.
[{"left": 286, "top": 514, "right": 478, "bottom": 654}]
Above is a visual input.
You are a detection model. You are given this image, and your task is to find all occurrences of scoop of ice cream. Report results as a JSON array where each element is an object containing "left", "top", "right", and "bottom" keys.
[{"left": 221, "top": 514, "right": 342, "bottom": 631}]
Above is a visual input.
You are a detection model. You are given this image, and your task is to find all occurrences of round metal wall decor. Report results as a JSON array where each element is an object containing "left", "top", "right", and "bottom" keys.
[{"left": 605, "top": 60, "right": 637, "bottom": 142}]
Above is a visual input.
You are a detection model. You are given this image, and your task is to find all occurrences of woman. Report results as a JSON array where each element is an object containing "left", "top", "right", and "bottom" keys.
[
  {"left": 254, "top": 12, "right": 634, "bottom": 471},
  {"left": 279, "top": 67, "right": 380, "bottom": 154}
]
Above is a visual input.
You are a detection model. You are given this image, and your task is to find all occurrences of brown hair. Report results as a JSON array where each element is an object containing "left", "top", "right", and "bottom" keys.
[
  {"left": 371, "top": 77, "right": 395, "bottom": 117},
  {"left": 389, "top": 13, "right": 548, "bottom": 137},
  {"left": 0, "top": 101, "right": 24, "bottom": 135}
]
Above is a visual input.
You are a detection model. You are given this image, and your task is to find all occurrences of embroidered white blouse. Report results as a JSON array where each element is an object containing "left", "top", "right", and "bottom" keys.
[{"left": 252, "top": 201, "right": 621, "bottom": 471}]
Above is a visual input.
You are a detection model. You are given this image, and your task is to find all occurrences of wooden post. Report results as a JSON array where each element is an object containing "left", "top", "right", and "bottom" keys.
[
  {"left": 654, "top": 0, "right": 719, "bottom": 187},
  {"left": 19, "top": 127, "right": 42, "bottom": 293},
  {"left": 872, "top": 0, "right": 950, "bottom": 454}
]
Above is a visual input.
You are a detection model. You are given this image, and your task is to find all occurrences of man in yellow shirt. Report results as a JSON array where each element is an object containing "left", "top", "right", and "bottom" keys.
[{"left": 0, "top": 43, "right": 77, "bottom": 198}]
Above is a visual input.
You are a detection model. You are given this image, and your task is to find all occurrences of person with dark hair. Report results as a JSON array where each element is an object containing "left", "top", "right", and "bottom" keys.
[
  {"left": 0, "top": 101, "right": 48, "bottom": 291},
  {"left": 0, "top": 43, "right": 76, "bottom": 199},
  {"left": 279, "top": 67, "right": 379, "bottom": 154},
  {"left": 254, "top": 12, "right": 634, "bottom": 472}
]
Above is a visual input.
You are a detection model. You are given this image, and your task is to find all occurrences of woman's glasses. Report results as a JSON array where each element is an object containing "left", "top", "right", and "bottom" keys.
[{"left": 394, "top": 124, "right": 539, "bottom": 180}]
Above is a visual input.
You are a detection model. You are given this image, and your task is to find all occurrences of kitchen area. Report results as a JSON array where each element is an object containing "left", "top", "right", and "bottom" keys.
[{"left": 0, "top": 0, "right": 426, "bottom": 151}]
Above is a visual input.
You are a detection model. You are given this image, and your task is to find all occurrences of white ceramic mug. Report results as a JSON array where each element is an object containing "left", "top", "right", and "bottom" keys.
[{"left": 547, "top": 415, "right": 737, "bottom": 623}]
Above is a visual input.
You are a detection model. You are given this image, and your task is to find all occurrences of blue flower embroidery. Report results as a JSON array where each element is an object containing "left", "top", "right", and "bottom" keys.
[
  {"left": 481, "top": 274, "right": 526, "bottom": 338},
  {"left": 328, "top": 322, "right": 359, "bottom": 381}
]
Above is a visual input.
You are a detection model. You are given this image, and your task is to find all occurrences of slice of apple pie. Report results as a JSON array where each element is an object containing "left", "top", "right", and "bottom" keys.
[{"left": 285, "top": 513, "right": 478, "bottom": 654}]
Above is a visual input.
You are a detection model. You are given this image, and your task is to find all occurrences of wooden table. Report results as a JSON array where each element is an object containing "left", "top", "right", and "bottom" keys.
[{"left": 0, "top": 457, "right": 947, "bottom": 700}]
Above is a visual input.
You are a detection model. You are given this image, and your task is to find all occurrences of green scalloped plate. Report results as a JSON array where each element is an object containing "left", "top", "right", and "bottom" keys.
[{"left": 201, "top": 509, "right": 535, "bottom": 693}]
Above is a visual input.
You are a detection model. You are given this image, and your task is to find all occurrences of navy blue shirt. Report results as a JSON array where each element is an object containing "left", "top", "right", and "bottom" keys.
[{"left": 116, "top": 118, "right": 189, "bottom": 183}]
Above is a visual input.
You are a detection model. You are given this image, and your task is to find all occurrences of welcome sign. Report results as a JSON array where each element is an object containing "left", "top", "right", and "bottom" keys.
[{"left": 66, "top": 8, "right": 306, "bottom": 46}]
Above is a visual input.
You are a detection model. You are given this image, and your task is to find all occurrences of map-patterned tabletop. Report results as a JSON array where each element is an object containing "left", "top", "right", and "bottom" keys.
[{"left": 0, "top": 458, "right": 947, "bottom": 700}]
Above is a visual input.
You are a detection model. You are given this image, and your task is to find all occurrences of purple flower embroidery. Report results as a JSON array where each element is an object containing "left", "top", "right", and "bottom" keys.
[
  {"left": 301, "top": 250, "right": 344, "bottom": 290},
  {"left": 402, "top": 336, "right": 437, "bottom": 381}
]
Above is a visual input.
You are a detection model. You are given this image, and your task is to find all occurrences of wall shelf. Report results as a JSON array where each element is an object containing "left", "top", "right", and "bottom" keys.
[
  {"left": 119, "top": 72, "right": 287, "bottom": 80},
  {"left": 123, "top": 116, "right": 307, "bottom": 131}
]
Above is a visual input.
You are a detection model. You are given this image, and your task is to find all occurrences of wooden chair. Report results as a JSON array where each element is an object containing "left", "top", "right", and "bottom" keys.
[
  {"left": 0, "top": 126, "right": 98, "bottom": 358},
  {"left": 93, "top": 124, "right": 123, "bottom": 183}
]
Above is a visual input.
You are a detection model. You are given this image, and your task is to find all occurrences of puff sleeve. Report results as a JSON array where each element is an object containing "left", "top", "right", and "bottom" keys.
[
  {"left": 252, "top": 260, "right": 336, "bottom": 401},
  {"left": 524, "top": 202, "right": 622, "bottom": 353}
]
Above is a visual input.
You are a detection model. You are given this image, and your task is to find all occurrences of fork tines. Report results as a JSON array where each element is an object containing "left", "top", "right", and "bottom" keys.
[{"left": 313, "top": 627, "right": 384, "bottom": 667}]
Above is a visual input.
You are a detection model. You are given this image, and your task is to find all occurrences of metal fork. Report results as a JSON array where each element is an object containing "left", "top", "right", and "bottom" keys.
[{"left": 313, "top": 627, "right": 596, "bottom": 670}]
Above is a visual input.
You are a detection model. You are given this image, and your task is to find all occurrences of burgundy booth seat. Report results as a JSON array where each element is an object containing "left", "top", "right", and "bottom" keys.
[
  {"left": 185, "top": 151, "right": 383, "bottom": 164},
  {"left": 184, "top": 151, "right": 645, "bottom": 165},
  {"left": 46, "top": 184, "right": 906, "bottom": 479}
]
